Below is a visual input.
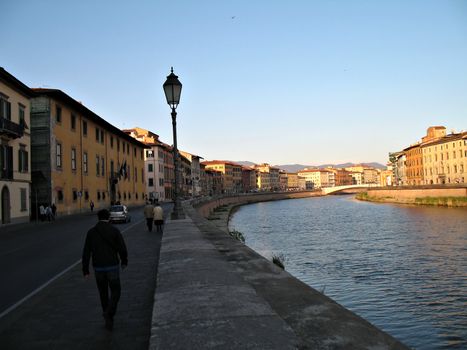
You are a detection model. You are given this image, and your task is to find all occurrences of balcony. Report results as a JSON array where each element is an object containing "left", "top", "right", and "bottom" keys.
[{"left": 0, "top": 117, "right": 24, "bottom": 139}]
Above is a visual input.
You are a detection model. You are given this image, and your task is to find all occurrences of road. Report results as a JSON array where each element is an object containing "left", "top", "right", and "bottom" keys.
[{"left": 0, "top": 203, "right": 171, "bottom": 316}]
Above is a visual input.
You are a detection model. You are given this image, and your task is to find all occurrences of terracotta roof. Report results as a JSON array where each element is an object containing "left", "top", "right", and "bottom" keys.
[
  {"left": 421, "top": 131, "right": 467, "bottom": 147},
  {"left": 202, "top": 160, "right": 242, "bottom": 167}
]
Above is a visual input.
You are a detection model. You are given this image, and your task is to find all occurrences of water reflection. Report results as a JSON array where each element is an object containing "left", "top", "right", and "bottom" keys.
[{"left": 229, "top": 196, "right": 467, "bottom": 349}]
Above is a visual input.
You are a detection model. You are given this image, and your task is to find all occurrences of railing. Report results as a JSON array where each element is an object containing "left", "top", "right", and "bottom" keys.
[{"left": 0, "top": 117, "right": 24, "bottom": 139}]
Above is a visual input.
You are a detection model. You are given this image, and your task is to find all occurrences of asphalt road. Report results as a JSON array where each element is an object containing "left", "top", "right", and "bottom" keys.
[{"left": 0, "top": 203, "right": 171, "bottom": 316}]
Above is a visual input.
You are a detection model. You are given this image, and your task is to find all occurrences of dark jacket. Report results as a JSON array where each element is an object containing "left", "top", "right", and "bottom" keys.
[{"left": 82, "top": 221, "right": 128, "bottom": 275}]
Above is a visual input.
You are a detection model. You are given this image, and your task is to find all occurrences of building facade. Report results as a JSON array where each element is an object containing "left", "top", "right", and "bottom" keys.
[
  {"left": 202, "top": 160, "right": 242, "bottom": 194},
  {"left": 422, "top": 131, "right": 467, "bottom": 185},
  {"left": 404, "top": 144, "right": 423, "bottom": 186},
  {"left": 0, "top": 68, "right": 33, "bottom": 224},
  {"left": 31, "top": 89, "right": 146, "bottom": 215}
]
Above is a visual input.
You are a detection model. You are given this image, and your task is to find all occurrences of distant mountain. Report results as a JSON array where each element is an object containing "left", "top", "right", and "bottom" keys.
[
  {"left": 234, "top": 161, "right": 386, "bottom": 172},
  {"left": 276, "top": 162, "right": 386, "bottom": 173},
  {"left": 235, "top": 161, "right": 257, "bottom": 167}
]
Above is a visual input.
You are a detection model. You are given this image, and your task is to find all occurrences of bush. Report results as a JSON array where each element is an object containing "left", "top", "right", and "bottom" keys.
[
  {"left": 272, "top": 253, "right": 286, "bottom": 270},
  {"left": 229, "top": 230, "right": 245, "bottom": 243}
]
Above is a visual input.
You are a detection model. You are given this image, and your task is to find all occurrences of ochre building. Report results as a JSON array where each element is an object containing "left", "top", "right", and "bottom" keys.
[{"left": 31, "top": 89, "right": 147, "bottom": 216}]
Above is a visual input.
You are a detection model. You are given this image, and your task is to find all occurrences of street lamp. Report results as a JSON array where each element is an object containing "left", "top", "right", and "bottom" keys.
[{"left": 163, "top": 67, "right": 185, "bottom": 219}]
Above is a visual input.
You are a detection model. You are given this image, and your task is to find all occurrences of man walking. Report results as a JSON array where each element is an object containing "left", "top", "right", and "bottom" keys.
[
  {"left": 153, "top": 201, "right": 164, "bottom": 233},
  {"left": 82, "top": 209, "right": 128, "bottom": 331},
  {"left": 143, "top": 200, "right": 154, "bottom": 232}
]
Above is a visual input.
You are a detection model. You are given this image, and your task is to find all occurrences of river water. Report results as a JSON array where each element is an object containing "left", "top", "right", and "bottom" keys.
[{"left": 229, "top": 195, "right": 467, "bottom": 349}]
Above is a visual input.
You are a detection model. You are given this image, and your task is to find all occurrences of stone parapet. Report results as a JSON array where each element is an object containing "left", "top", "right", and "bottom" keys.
[{"left": 180, "top": 194, "right": 409, "bottom": 349}]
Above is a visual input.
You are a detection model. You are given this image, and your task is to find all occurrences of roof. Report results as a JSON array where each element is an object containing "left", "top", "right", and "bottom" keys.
[
  {"left": 0, "top": 67, "right": 34, "bottom": 98},
  {"left": 202, "top": 160, "right": 242, "bottom": 167},
  {"left": 32, "top": 88, "right": 148, "bottom": 149},
  {"left": 421, "top": 131, "right": 467, "bottom": 148}
]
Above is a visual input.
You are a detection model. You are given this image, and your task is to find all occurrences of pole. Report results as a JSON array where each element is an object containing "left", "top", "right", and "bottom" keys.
[{"left": 171, "top": 108, "right": 185, "bottom": 219}]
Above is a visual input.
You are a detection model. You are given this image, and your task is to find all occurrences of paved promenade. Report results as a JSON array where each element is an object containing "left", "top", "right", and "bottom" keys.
[
  {"left": 0, "top": 202, "right": 408, "bottom": 349},
  {"left": 0, "top": 218, "right": 161, "bottom": 350}
]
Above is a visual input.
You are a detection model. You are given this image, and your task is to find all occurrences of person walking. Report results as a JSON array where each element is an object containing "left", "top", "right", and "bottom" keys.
[
  {"left": 39, "top": 204, "right": 45, "bottom": 222},
  {"left": 143, "top": 200, "right": 154, "bottom": 232},
  {"left": 51, "top": 203, "right": 57, "bottom": 219},
  {"left": 45, "top": 205, "right": 53, "bottom": 221},
  {"left": 82, "top": 209, "right": 128, "bottom": 331},
  {"left": 90, "top": 200, "right": 95, "bottom": 212},
  {"left": 153, "top": 201, "right": 164, "bottom": 233}
]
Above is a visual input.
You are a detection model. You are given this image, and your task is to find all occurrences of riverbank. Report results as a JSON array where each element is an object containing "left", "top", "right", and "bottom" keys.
[
  {"left": 189, "top": 193, "right": 408, "bottom": 349},
  {"left": 355, "top": 186, "right": 467, "bottom": 207}
]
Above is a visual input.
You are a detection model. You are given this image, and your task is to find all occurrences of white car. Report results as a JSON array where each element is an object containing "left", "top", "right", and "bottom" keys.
[{"left": 109, "top": 205, "right": 131, "bottom": 223}]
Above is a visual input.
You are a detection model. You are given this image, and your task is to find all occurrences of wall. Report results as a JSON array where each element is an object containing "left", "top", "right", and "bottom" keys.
[{"left": 193, "top": 191, "right": 321, "bottom": 218}]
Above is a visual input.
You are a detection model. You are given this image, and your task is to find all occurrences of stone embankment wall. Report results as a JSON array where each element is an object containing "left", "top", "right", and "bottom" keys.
[
  {"left": 193, "top": 191, "right": 322, "bottom": 218},
  {"left": 188, "top": 193, "right": 409, "bottom": 349},
  {"left": 358, "top": 186, "right": 467, "bottom": 207}
]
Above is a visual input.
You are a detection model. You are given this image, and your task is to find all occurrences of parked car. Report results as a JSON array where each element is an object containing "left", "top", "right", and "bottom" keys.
[{"left": 109, "top": 205, "right": 131, "bottom": 223}]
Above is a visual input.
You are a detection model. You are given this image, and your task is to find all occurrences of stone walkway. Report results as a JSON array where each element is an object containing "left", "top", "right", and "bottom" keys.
[{"left": 0, "top": 218, "right": 161, "bottom": 350}]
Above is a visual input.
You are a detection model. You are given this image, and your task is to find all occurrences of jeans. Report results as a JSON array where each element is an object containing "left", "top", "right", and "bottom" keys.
[{"left": 95, "top": 269, "right": 121, "bottom": 318}]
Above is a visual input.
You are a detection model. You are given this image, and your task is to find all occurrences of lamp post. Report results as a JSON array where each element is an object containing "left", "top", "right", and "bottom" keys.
[{"left": 163, "top": 67, "right": 185, "bottom": 219}]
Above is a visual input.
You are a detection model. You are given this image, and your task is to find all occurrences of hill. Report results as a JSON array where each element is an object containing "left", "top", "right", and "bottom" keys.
[{"left": 234, "top": 161, "right": 386, "bottom": 173}]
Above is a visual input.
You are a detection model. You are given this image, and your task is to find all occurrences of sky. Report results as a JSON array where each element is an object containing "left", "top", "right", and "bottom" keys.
[{"left": 1, "top": 0, "right": 466, "bottom": 166}]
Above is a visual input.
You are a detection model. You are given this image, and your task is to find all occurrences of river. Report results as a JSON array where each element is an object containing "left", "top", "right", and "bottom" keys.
[{"left": 229, "top": 195, "right": 467, "bottom": 349}]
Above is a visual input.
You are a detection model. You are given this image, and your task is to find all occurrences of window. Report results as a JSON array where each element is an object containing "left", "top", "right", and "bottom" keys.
[
  {"left": 101, "top": 156, "right": 105, "bottom": 176},
  {"left": 100, "top": 130, "right": 104, "bottom": 144},
  {"left": 0, "top": 94, "right": 11, "bottom": 120},
  {"left": 148, "top": 178, "right": 154, "bottom": 186},
  {"left": 83, "top": 121, "right": 87, "bottom": 136},
  {"left": 84, "top": 191, "right": 89, "bottom": 200},
  {"left": 20, "top": 188, "right": 27, "bottom": 211},
  {"left": 73, "top": 190, "right": 78, "bottom": 201},
  {"left": 134, "top": 147, "right": 136, "bottom": 157},
  {"left": 110, "top": 137, "right": 114, "bottom": 148},
  {"left": 18, "top": 145, "right": 28, "bottom": 172},
  {"left": 117, "top": 139, "right": 120, "bottom": 151},
  {"left": 19, "top": 104, "right": 26, "bottom": 127},
  {"left": 0, "top": 145, "right": 13, "bottom": 179},
  {"left": 146, "top": 150, "right": 154, "bottom": 158},
  {"left": 95, "top": 127, "right": 100, "bottom": 142},
  {"left": 71, "top": 114, "right": 76, "bottom": 130},
  {"left": 135, "top": 166, "right": 137, "bottom": 181},
  {"left": 96, "top": 155, "right": 100, "bottom": 176},
  {"left": 71, "top": 148, "right": 76, "bottom": 170},
  {"left": 83, "top": 152, "right": 88, "bottom": 173},
  {"left": 148, "top": 164, "right": 153, "bottom": 172},
  {"left": 57, "top": 190, "right": 64, "bottom": 201},
  {"left": 56, "top": 143, "right": 62, "bottom": 168},
  {"left": 110, "top": 160, "right": 114, "bottom": 175},
  {"left": 127, "top": 144, "right": 130, "bottom": 154},
  {"left": 56, "top": 105, "right": 62, "bottom": 123},
  {"left": 97, "top": 191, "right": 101, "bottom": 200}
]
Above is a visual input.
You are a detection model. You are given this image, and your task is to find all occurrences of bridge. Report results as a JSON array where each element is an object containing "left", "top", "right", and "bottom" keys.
[{"left": 321, "top": 184, "right": 380, "bottom": 195}]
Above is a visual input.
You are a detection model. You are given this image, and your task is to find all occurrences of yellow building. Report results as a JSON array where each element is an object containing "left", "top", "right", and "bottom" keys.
[
  {"left": 422, "top": 131, "right": 467, "bottom": 185},
  {"left": 1, "top": 68, "right": 33, "bottom": 224},
  {"left": 254, "top": 163, "right": 280, "bottom": 190},
  {"left": 31, "top": 89, "right": 147, "bottom": 215},
  {"left": 202, "top": 160, "right": 242, "bottom": 194}
]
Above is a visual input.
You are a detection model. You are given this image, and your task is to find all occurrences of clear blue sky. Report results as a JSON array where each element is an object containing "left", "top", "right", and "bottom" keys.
[{"left": 2, "top": 0, "right": 466, "bottom": 165}]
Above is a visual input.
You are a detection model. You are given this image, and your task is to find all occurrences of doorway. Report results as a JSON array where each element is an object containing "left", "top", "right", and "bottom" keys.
[{"left": 1, "top": 186, "right": 11, "bottom": 224}]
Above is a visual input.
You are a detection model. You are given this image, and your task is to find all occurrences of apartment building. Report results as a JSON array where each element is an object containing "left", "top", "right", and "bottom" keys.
[
  {"left": 422, "top": 131, "right": 467, "bottom": 185},
  {"left": 30, "top": 89, "right": 146, "bottom": 215},
  {"left": 254, "top": 163, "right": 280, "bottom": 190},
  {"left": 180, "top": 150, "right": 203, "bottom": 197},
  {"left": 0, "top": 68, "right": 33, "bottom": 224},
  {"left": 241, "top": 166, "right": 257, "bottom": 192},
  {"left": 297, "top": 169, "right": 321, "bottom": 189},
  {"left": 204, "top": 168, "right": 224, "bottom": 196},
  {"left": 362, "top": 167, "right": 380, "bottom": 185},
  {"left": 202, "top": 160, "right": 242, "bottom": 194},
  {"left": 286, "top": 172, "right": 299, "bottom": 190},
  {"left": 404, "top": 144, "right": 423, "bottom": 186}
]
